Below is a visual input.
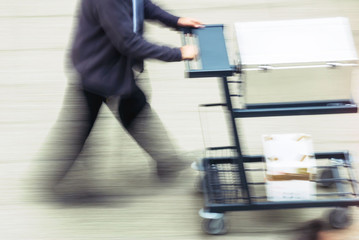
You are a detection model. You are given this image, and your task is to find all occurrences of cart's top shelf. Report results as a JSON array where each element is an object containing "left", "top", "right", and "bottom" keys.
[{"left": 235, "top": 17, "right": 358, "bottom": 67}]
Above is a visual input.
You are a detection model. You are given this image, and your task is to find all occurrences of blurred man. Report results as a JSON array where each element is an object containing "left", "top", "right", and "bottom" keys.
[{"left": 36, "top": 0, "right": 202, "bottom": 202}]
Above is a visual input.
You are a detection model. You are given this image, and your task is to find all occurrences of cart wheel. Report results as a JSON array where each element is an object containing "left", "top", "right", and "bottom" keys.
[
  {"left": 202, "top": 217, "right": 227, "bottom": 235},
  {"left": 319, "top": 169, "right": 335, "bottom": 188},
  {"left": 328, "top": 208, "right": 352, "bottom": 229}
]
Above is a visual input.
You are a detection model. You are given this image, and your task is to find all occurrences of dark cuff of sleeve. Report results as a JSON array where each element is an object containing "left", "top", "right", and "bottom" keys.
[
  {"left": 163, "top": 14, "right": 180, "bottom": 29},
  {"left": 174, "top": 48, "right": 182, "bottom": 61}
]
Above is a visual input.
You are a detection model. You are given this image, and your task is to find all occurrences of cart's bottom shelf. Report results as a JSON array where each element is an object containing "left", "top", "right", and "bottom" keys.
[{"left": 201, "top": 150, "right": 359, "bottom": 212}]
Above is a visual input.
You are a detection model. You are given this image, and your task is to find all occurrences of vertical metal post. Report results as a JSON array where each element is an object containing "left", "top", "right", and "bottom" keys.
[
  {"left": 221, "top": 76, "right": 252, "bottom": 203},
  {"left": 331, "top": 165, "right": 345, "bottom": 197},
  {"left": 344, "top": 152, "right": 359, "bottom": 197}
]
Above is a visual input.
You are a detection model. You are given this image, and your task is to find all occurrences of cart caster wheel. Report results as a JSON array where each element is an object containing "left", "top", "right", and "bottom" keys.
[
  {"left": 202, "top": 218, "right": 227, "bottom": 235},
  {"left": 328, "top": 208, "right": 352, "bottom": 229},
  {"left": 191, "top": 161, "right": 204, "bottom": 171},
  {"left": 319, "top": 169, "right": 334, "bottom": 188}
]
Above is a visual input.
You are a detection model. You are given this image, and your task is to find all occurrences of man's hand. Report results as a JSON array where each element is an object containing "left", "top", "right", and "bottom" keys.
[
  {"left": 177, "top": 17, "right": 204, "bottom": 28},
  {"left": 178, "top": 17, "right": 202, "bottom": 60},
  {"left": 180, "top": 45, "right": 198, "bottom": 60}
]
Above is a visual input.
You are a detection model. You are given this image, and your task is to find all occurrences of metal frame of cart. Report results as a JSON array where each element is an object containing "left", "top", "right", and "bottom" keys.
[{"left": 181, "top": 20, "right": 359, "bottom": 235}]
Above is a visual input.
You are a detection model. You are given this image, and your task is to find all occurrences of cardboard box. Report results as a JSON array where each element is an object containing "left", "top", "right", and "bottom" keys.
[
  {"left": 262, "top": 133, "right": 316, "bottom": 201},
  {"left": 266, "top": 180, "right": 316, "bottom": 201}
]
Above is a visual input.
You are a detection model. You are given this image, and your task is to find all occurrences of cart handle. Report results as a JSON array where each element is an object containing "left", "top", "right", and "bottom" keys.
[{"left": 180, "top": 25, "right": 235, "bottom": 78}]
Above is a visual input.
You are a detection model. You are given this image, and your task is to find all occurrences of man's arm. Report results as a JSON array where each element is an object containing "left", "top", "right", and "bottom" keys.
[
  {"left": 96, "top": 0, "right": 182, "bottom": 62},
  {"left": 144, "top": 0, "right": 179, "bottom": 28},
  {"left": 144, "top": 0, "right": 204, "bottom": 29}
]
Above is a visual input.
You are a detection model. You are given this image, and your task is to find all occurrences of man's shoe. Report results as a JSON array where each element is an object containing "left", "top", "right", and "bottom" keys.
[{"left": 156, "top": 159, "right": 189, "bottom": 181}]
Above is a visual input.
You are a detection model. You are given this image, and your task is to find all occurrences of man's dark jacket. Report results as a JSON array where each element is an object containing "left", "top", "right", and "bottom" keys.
[{"left": 71, "top": 0, "right": 182, "bottom": 97}]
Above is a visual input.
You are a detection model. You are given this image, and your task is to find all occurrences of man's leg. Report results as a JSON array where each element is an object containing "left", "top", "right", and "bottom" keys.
[
  {"left": 113, "top": 87, "right": 187, "bottom": 179},
  {"left": 33, "top": 85, "right": 104, "bottom": 191},
  {"left": 127, "top": 104, "right": 187, "bottom": 178}
]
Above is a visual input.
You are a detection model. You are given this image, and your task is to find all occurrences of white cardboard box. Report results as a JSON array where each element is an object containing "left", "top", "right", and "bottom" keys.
[
  {"left": 262, "top": 133, "right": 317, "bottom": 201},
  {"left": 266, "top": 180, "right": 316, "bottom": 201}
]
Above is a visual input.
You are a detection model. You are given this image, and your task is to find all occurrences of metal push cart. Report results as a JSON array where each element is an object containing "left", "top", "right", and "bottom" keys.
[{"left": 181, "top": 18, "right": 359, "bottom": 235}]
